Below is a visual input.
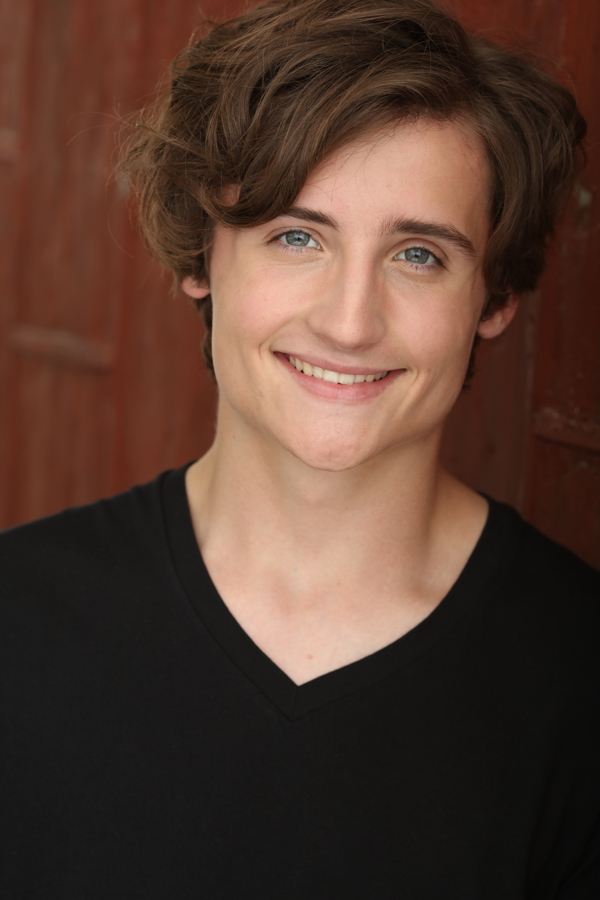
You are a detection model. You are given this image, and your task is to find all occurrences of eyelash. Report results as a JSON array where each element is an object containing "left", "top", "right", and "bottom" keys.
[
  {"left": 271, "top": 229, "right": 321, "bottom": 253},
  {"left": 394, "top": 246, "right": 444, "bottom": 272},
  {"left": 271, "top": 230, "right": 444, "bottom": 271}
]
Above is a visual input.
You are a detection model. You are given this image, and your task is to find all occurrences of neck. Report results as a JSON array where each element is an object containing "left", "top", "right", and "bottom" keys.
[{"left": 186, "top": 400, "right": 485, "bottom": 612}]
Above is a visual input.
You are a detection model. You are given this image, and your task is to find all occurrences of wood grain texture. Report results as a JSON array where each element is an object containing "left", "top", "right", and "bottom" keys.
[
  {"left": 0, "top": 0, "right": 220, "bottom": 523},
  {"left": 0, "top": 0, "right": 598, "bottom": 567},
  {"left": 0, "top": 0, "right": 33, "bottom": 525},
  {"left": 443, "top": 0, "right": 600, "bottom": 567},
  {"left": 523, "top": 0, "right": 600, "bottom": 565}
]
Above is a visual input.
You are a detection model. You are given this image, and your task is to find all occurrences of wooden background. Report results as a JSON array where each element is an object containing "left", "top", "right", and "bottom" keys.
[{"left": 0, "top": 0, "right": 599, "bottom": 568}]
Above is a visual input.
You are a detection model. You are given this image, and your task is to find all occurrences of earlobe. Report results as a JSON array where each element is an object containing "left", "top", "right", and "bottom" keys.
[
  {"left": 181, "top": 275, "right": 211, "bottom": 300},
  {"left": 477, "top": 294, "right": 519, "bottom": 340}
]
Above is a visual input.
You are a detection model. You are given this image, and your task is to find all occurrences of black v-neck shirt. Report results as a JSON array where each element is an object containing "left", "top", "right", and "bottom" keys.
[{"left": 1, "top": 466, "right": 599, "bottom": 899}]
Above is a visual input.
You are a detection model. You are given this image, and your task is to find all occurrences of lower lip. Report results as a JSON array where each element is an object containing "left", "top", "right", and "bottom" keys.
[{"left": 276, "top": 353, "right": 405, "bottom": 401}]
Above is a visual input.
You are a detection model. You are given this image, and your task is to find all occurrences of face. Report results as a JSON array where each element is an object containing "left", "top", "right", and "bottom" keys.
[{"left": 183, "top": 118, "right": 517, "bottom": 472}]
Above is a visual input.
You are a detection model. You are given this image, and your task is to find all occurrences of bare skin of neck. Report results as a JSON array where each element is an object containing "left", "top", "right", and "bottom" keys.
[{"left": 186, "top": 402, "right": 488, "bottom": 686}]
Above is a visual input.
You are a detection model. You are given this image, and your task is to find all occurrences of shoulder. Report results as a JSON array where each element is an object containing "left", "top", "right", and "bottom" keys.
[
  {"left": 484, "top": 496, "right": 599, "bottom": 607},
  {"left": 0, "top": 469, "right": 195, "bottom": 766},
  {"left": 509, "top": 506, "right": 600, "bottom": 614},
  {"left": 485, "top": 499, "right": 600, "bottom": 679},
  {"left": 0, "top": 471, "right": 174, "bottom": 633},
  {"left": 0, "top": 472, "right": 166, "bottom": 570}
]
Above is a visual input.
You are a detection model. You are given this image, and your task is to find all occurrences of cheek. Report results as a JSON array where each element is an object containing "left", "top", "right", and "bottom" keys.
[
  {"left": 434, "top": 278, "right": 486, "bottom": 362},
  {"left": 211, "top": 275, "right": 263, "bottom": 348},
  {"left": 214, "top": 266, "right": 304, "bottom": 350},
  {"left": 209, "top": 236, "right": 274, "bottom": 343},
  {"left": 402, "top": 309, "right": 479, "bottom": 426},
  {"left": 210, "top": 289, "right": 287, "bottom": 398},
  {"left": 401, "top": 300, "right": 478, "bottom": 373}
]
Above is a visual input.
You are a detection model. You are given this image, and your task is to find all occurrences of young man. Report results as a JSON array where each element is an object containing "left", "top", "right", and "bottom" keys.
[{"left": 1, "top": 0, "right": 598, "bottom": 896}]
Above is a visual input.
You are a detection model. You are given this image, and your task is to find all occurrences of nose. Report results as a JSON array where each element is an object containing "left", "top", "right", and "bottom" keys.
[{"left": 305, "top": 255, "right": 386, "bottom": 353}]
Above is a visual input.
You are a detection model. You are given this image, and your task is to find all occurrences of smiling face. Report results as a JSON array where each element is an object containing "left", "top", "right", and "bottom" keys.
[{"left": 183, "top": 118, "right": 517, "bottom": 472}]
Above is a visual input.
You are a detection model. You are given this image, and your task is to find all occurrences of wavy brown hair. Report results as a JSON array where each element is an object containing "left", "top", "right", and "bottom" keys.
[{"left": 121, "top": 0, "right": 586, "bottom": 376}]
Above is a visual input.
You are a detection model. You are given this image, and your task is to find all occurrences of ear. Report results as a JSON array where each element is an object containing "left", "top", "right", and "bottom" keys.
[
  {"left": 181, "top": 275, "right": 210, "bottom": 301},
  {"left": 476, "top": 294, "right": 519, "bottom": 340}
]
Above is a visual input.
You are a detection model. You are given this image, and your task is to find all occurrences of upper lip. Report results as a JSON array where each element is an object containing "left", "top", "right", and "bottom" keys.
[{"left": 278, "top": 351, "right": 398, "bottom": 376}]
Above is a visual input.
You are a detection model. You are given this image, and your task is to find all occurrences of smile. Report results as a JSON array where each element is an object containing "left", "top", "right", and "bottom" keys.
[{"left": 287, "top": 355, "right": 389, "bottom": 384}]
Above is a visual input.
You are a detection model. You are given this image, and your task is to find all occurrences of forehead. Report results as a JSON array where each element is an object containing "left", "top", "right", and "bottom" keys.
[{"left": 293, "top": 118, "right": 491, "bottom": 249}]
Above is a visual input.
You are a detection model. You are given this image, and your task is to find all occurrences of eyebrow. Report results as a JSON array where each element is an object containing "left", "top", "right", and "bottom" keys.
[
  {"left": 279, "top": 206, "right": 337, "bottom": 229},
  {"left": 278, "top": 206, "right": 478, "bottom": 258},
  {"left": 381, "top": 217, "right": 478, "bottom": 258}
]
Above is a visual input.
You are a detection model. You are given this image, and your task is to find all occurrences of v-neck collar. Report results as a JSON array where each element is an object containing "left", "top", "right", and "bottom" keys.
[{"left": 161, "top": 464, "right": 520, "bottom": 720}]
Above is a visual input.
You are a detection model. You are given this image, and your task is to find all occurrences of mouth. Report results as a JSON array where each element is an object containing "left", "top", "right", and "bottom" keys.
[{"left": 286, "top": 355, "right": 390, "bottom": 385}]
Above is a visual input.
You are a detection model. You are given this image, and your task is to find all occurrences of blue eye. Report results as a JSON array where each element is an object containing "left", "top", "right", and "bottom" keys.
[
  {"left": 278, "top": 230, "right": 320, "bottom": 248},
  {"left": 396, "top": 247, "right": 439, "bottom": 266}
]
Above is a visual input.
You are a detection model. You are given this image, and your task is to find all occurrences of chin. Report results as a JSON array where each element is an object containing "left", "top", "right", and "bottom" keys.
[{"left": 283, "top": 433, "right": 380, "bottom": 473}]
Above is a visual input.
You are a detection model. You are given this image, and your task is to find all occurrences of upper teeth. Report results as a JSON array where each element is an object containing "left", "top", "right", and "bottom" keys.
[{"left": 288, "top": 356, "right": 388, "bottom": 384}]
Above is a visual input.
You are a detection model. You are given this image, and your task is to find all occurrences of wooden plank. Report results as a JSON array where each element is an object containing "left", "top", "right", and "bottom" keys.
[
  {"left": 0, "top": 0, "right": 33, "bottom": 526},
  {"left": 8, "top": 324, "right": 114, "bottom": 371},
  {"left": 527, "top": 438, "right": 600, "bottom": 568},
  {"left": 523, "top": 0, "right": 600, "bottom": 565},
  {"left": 533, "top": 408, "right": 600, "bottom": 455},
  {"left": 0, "top": 128, "right": 18, "bottom": 164},
  {"left": 109, "top": 0, "right": 224, "bottom": 493},
  {"left": 4, "top": 355, "right": 115, "bottom": 525},
  {"left": 441, "top": 292, "right": 539, "bottom": 509}
]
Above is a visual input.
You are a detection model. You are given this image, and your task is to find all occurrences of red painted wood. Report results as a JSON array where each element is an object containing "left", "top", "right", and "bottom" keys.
[
  {"left": 442, "top": 0, "right": 600, "bottom": 567},
  {"left": 0, "top": 0, "right": 225, "bottom": 523},
  {"left": 441, "top": 0, "right": 543, "bottom": 509},
  {"left": 0, "top": 0, "right": 598, "bottom": 568},
  {"left": 523, "top": 0, "right": 600, "bottom": 566},
  {"left": 0, "top": 0, "right": 32, "bottom": 524}
]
